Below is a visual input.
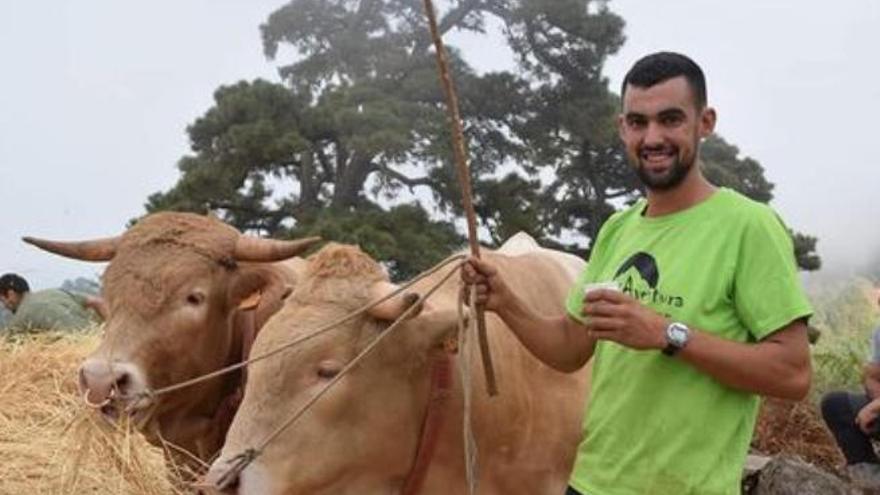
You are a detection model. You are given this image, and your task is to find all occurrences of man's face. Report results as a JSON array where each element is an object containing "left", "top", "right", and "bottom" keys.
[
  {"left": 0, "top": 289, "right": 21, "bottom": 312},
  {"left": 618, "top": 76, "right": 716, "bottom": 191}
]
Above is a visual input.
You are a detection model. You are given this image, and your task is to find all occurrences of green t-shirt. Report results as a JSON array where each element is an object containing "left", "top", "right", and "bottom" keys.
[
  {"left": 4, "top": 289, "right": 98, "bottom": 335},
  {"left": 565, "top": 188, "right": 812, "bottom": 495}
]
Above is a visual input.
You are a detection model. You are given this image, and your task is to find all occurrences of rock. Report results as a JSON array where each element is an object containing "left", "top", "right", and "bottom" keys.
[{"left": 750, "top": 456, "right": 861, "bottom": 495}]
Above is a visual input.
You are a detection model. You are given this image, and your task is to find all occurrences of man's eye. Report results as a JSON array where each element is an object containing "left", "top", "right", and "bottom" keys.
[
  {"left": 660, "top": 115, "right": 684, "bottom": 126},
  {"left": 627, "top": 118, "right": 647, "bottom": 128}
]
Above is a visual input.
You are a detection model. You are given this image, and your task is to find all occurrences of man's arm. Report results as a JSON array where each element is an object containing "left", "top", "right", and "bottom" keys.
[
  {"left": 463, "top": 257, "right": 596, "bottom": 373},
  {"left": 494, "top": 291, "right": 597, "bottom": 373},
  {"left": 675, "top": 320, "right": 810, "bottom": 400},
  {"left": 585, "top": 288, "right": 811, "bottom": 401}
]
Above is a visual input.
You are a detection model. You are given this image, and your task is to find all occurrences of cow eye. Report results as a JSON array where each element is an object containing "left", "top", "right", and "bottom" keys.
[
  {"left": 317, "top": 361, "right": 341, "bottom": 379},
  {"left": 186, "top": 291, "right": 206, "bottom": 306}
]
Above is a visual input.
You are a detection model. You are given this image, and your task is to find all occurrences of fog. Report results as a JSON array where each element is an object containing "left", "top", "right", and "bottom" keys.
[{"left": 1, "top": 0, "right": 877, "bottom": 289}]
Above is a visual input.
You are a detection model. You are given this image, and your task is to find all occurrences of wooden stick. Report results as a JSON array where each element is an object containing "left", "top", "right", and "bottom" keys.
[{"left": 422, "top": 0, "right": 498, "bottom": 397}]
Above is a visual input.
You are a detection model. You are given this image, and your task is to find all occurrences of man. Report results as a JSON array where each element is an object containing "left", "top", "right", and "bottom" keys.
[
  {"left": 0, "top": 273, "right": 106, "bottom": 334},
  {"left": 463, "top": 52, "right": 812, "bottom": 495},
  {"left": 821, "top": 288, "right": 880, "bottom": 488}
]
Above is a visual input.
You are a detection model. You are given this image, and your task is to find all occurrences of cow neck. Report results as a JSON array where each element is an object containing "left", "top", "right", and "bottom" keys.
[
  {"left": 212, "top": 306, "right": 260, "bottom": 442},
  {"left": 400, "top": 344, "right": 456, "bottom": 495}
]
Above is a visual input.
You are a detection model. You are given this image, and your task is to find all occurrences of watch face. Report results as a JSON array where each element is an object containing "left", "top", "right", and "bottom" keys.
[{"left": 668, "top": 323, "right": 689, "bottom": 346}]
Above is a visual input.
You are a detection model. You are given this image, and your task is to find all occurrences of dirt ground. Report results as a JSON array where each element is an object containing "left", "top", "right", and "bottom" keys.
[{"left": 753, "top": 397, "right": 846, "bottom": 475}]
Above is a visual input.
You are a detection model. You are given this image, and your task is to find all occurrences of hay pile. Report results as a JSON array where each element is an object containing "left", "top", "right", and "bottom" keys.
[
  {"left": 0, "top": 331, "right": 181, "bottom": 495},
  {"left": 0, "top": 330, "right": 852, "bottom": 493}
]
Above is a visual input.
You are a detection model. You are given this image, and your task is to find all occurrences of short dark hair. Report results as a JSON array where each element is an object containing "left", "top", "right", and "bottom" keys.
[
  {"left": 621, "top": 52, "right": 707, "bottom": 108},
  {"left": 0, "top": 273, "right": 29, "bottom": 295}
]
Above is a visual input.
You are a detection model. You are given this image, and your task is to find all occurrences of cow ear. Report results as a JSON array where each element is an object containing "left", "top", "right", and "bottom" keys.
[
  {"left": 404, "top": 305, "right": 467, "bottom": 352},
  {"left": 229, "top": 266, "right": 290, "bottom": 329},
  {"left": 367, "top": 281, "right": 425, "bottom": 321}
]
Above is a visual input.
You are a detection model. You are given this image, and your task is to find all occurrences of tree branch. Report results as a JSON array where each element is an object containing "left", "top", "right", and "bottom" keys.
[
  {"left": 381, "top": 165, "right": 434, "bottom": 192},
  {"left": 413, "top": 0, "right": 483, "bottom": 54}
]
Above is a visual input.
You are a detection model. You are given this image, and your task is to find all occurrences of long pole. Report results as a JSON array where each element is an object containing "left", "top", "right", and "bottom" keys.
[{"left": 422, "top": 0, "right": 498, "bottom": 397}]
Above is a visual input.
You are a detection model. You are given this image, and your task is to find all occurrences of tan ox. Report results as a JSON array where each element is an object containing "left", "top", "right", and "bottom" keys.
[
  {"left": 25, "top": 212, "right": 319, "bottom": 467},
  {"left": 205, "top": 236, "right": 589, "bottom": 494}
]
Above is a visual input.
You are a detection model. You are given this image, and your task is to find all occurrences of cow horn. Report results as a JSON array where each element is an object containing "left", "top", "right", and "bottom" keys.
[
  {"left": 22, "top": 235, "right": 119, "bottom": 262},
  {"left": 368, "top": 281, "right": 424, "bottom": 321},
  {"left": 233, "top": 235, "right": 322, "bottom": 262}
]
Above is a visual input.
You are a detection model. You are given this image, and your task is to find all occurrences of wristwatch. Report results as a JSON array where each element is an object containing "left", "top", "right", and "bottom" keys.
[{"left": 662, "top": 322, "right": 691, "bottom": 356}]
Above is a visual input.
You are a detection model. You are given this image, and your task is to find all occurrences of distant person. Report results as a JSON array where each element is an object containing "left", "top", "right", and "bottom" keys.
[
  {"left": 821, "top": 288, "right": 880, "bottom": 488},
  {"left": 0, "top": 273, "right": 106, "bottom": 335}
]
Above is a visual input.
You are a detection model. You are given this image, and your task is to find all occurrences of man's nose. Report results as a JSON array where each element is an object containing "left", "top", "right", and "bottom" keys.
[{"left": 643, "top": 121, "right": 665, "bottom": 146}]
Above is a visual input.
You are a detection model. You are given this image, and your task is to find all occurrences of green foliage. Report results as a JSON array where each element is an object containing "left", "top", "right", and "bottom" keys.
[
  {"left": 809, "top": 277, "right": 880, "bottom": 397},
  {"left": 145, "top": 0, "right": 820, "bottom": 275},
  {"left": 289, "top": 203, "right": 464, "bottom": 281},
  {"left": 701, "top": 135, "right": 773, "bottom": 203}
]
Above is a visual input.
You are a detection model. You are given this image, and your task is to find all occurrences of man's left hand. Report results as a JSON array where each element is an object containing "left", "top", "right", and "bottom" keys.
[{"left": 583, "top": 289, "right": 668, "bottom": 351}]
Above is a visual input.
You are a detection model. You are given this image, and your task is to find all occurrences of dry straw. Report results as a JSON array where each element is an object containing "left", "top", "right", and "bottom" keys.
[{"left": 0, "top": 330, "right": 185, "bottom": 495}]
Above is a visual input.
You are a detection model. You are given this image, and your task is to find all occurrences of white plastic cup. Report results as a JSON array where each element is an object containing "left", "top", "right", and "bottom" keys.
[{"left": 569, "top": 280, "right": 621, "bottom": 324}]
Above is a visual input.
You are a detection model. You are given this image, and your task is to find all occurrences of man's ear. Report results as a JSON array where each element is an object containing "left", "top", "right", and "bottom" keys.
[
  {"left": 699, "top": 107, "right": 717, "bottom": 138},
  {"left": 617, "top": 113, "right": 627, "bottom": 142}
]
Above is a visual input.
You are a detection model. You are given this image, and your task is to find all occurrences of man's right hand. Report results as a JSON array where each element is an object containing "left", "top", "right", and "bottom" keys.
[{"left": 461, "top": 256, "right": 512, "bottom": 312}]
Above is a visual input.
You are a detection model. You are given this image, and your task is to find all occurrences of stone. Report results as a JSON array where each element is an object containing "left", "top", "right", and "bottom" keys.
[{"left": 750, "top": 456, "right": 861, "bottom": 495}]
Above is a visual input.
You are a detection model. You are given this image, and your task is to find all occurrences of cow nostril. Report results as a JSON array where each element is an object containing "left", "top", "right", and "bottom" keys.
[{"left": 114, "top": 370, "right": 132, "bottom": 396}]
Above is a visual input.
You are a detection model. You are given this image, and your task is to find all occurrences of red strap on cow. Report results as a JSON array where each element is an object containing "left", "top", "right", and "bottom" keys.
[{"left": 400, "top": 352, "right": 454, "bottom": 495}]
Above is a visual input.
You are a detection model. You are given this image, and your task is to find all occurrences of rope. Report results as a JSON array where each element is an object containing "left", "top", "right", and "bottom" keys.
[
  {"left": 421, "top": 0, "right": 495, "bottom": 486},
  {"left": 125, "top": 254, "right": 467, "bottom": 403},
  {"left": 210, "top": 258, "right": 467, "bottom": 490}
]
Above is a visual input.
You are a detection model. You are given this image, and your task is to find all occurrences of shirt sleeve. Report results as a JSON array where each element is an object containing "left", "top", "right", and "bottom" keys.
[
  {"left": 6, "top": 311, "right": 37, "bottom": 334},
  {"left": 733, "top": 207, "right": 813, "bottom": 340},
  {"left": 565, "top": 215, "right": 620, "bottom": 323}
]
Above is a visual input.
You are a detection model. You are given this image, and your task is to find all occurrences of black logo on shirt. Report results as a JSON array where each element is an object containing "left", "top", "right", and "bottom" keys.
[{"left": 614, "top": 252, "right": 684, "bottom": 309}]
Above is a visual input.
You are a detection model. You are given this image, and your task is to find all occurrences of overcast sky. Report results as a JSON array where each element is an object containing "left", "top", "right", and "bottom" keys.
[{"left": 1, "top": 0, "right": 878, "bottom": 290}]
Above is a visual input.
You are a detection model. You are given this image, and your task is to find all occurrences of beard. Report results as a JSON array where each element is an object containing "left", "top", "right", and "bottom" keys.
[{"left": 634, "top": 144, "right": 695, "bottom": 191}]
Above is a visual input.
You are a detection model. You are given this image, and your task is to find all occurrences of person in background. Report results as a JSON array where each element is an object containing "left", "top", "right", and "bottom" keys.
[
  {"left": 0, "top": 272, "right": 106, "bottom": 335},
  {"left": 821, "top": 288, "right": 880, "bottom": 488}
]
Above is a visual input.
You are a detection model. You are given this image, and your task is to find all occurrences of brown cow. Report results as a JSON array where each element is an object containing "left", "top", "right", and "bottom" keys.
[
  {"left": 205, "top": 236, "right": 589, "bottom": 494},
  {"left": 24, "top": 212, "right": 319, "bottom": 468}
]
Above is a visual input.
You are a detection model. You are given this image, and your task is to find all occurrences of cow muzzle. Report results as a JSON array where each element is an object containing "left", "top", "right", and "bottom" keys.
[
  {"left": 200, "top": 460, "right": 241, "bottom": 495},
  {"left": 200, "top": 456, "right": 270, "bottom": 495},
  {"left": 78, "top": 358, "right": 150, "bottom": 424}
]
